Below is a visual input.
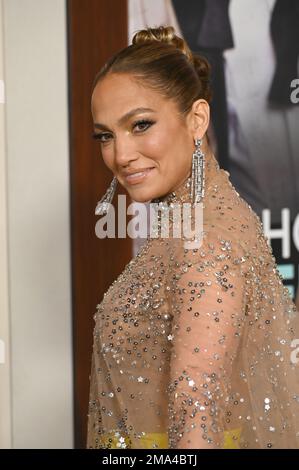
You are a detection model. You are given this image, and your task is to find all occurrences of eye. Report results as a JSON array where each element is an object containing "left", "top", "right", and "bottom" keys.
[
  {"left": 92, "top": 132, "right": 112, "bottom": 143},
  {"left": 132, "top": 119, "right": 155, "bottom": 132},
  {"left": 91, "top": 119, "right": 155, "bottom": 143}
]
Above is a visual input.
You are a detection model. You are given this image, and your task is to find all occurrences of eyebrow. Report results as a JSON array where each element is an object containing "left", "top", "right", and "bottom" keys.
[{"left": 93, "top": 107, "right": 156, "bottom": 131}]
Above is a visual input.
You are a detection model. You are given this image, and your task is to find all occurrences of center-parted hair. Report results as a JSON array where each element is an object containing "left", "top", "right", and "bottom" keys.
[{"left": 92, "top": 25, "right": 212, "bottom": 119}]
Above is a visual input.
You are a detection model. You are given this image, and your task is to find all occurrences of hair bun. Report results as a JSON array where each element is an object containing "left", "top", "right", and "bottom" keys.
[
  {"left": 192, "top": 53, "right": 212, "bottom": 102},
  {"left": 132, "top": 25, "right": 193, "bottom": 62},
  {"left": 131, "top": 25, "right": 212, "bottom": 103}
]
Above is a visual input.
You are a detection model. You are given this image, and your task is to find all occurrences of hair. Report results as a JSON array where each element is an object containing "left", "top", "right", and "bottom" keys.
[{"left": 92, "top": 24, "right": 212, "bottom": 124}]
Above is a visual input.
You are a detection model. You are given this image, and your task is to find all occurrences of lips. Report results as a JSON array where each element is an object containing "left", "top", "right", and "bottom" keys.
[{"left": 123, "top": 167, "right": 155, "bottom": 185}]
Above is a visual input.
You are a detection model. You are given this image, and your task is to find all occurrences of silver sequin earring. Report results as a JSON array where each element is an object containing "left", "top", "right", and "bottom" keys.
[
  {"left": 190, "top": 137, "right": 205, "bottom": 204},
  {"left": 95, "top": 176, "right": 118, "bottom": 215}
]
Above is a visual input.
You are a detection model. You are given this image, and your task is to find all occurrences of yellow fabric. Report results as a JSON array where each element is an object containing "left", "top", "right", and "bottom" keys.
[
  {"left": 100, "top": 432, "right": 167, "bottom": 449},
  {"left": 100, "top": 428, "right": 241, "bottom": 449},
  {"left": 222, "top": 428, "right": 242, "bottom": 449},
  {"left": 100, "top": 432, "right": 132, "bottom": 449},
  {"left": 138, "top": 433, "right": 168, "bottom": 449}
]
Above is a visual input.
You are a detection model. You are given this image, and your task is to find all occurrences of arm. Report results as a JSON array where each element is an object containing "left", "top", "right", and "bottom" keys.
[{"left": 166, "top": 229, "right": 247, "bottom": 448}]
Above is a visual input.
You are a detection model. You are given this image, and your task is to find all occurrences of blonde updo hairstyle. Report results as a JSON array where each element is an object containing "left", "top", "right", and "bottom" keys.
[{"left": 92, "top": 25, "right": 212, "bottom": 130}]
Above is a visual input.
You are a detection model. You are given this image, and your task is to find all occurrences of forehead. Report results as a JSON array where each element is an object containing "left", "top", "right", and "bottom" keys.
[{"left": 91, "top": 73, "right": 175, "bottom": 119}]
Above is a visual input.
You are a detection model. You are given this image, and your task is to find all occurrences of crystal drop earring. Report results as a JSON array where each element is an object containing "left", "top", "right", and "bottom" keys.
[
  {"left": 95, "top": 176, "right": 118, "bottom": 215},
  {"left": 190, "top": 138, "right": 205, "bottom": 204}
]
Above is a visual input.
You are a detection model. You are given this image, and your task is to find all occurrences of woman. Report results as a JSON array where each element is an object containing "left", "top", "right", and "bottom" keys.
[{"left": 87, "top": 26, "right": 299, "bottom": 449}]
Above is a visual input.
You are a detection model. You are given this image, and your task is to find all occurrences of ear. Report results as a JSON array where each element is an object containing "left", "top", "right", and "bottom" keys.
[{"left": 187, "top": 99, "right": 210, "bottom": 140}]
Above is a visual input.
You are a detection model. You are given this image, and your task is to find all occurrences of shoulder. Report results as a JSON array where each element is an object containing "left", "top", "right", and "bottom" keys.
[
  {"left": 203, "top": 172, "right": 266, "bottom": 256},
  {"left": 166, "top": 221, "right": 250, "bottom": 287}
]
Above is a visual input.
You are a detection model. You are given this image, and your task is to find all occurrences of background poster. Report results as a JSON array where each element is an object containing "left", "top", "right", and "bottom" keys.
[{"left": 129, "top": 0, "right": 299, "bottom": 305}]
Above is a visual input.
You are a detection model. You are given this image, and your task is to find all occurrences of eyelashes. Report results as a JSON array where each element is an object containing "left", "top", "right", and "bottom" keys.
[{"left": 92, "top": 119, "right": 155, "bottom": 143}]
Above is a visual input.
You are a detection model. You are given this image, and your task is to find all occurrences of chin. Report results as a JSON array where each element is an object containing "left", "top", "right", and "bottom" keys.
[
  {"left": 129, "top": 193, "right": 153, "bottom": 203},
  {"left": 127, "top": 187, "right": 156, "bottom": 203}
]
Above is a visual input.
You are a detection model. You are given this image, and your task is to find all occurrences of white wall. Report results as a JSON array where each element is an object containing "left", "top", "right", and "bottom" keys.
[
  {"left": 0, "top": 0, "right": 73, "bottom": 448},
  {"left": 0, "top": 0, "right": 12, "bottom": 450}
]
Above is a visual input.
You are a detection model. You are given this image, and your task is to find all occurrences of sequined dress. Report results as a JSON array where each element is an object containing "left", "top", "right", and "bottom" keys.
[{"left": 87, "top": 153, "right": 299, "bottom": 449}]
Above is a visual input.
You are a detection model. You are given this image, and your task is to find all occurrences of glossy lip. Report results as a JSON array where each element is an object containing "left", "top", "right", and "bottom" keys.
[{"left": 123, "top": 167, "right": 155, "bottom": 185}]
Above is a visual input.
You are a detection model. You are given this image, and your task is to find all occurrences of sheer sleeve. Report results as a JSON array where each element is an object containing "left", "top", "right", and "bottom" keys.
[{"left": 166, "top": 227, "right": 248, "bottom": 449}]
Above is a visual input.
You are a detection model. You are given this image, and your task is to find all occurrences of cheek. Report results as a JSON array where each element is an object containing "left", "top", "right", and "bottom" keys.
[
  {"left": 144, "top": 126, "right": 179, "bottom": 163},
  {"left": 158, "top": 136, "right": 187, "bottom": 171},
  {"left": 101, "top": 147, "right": 114, "bottom": 170}
]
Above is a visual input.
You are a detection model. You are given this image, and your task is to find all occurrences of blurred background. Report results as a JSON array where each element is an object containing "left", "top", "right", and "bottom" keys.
[{"left": 0, "top": 0, "right": 298, "bottom": 449}]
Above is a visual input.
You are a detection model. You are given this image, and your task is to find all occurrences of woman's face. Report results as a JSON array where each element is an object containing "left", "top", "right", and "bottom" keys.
[{"left": 91, "top": 73, "right": 208, "bottom": 202}]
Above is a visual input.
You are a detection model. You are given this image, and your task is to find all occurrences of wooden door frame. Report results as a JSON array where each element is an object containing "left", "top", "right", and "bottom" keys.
[{"left": 67, "top": 0, "right": 129, "bottom": 448}]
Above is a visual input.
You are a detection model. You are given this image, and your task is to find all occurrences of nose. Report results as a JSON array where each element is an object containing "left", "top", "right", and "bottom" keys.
[{"left": 114, "top": 134, "right": 138, "bottom": 168}]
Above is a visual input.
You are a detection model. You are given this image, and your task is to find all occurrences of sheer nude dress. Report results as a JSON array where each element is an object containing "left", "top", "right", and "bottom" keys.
[{"left": 87, "top": 153, "right": 299, "bottom": 449}]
